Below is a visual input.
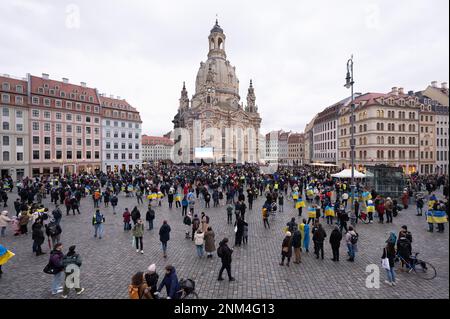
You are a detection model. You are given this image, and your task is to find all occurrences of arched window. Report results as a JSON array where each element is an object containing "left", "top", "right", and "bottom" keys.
[
  {"left": 206, "top": 96, "right": 211, "bottom": 104},
  {"left": 210, "top": 38, "right": 215, "bottom": 50},
  {"left": 218, "top": 38, "right": 223, "bottom": 49}
]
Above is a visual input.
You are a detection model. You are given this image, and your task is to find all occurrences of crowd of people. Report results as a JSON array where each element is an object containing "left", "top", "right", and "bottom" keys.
[{"left": 0, "top": 164, "right": 448, "bottom": 298}]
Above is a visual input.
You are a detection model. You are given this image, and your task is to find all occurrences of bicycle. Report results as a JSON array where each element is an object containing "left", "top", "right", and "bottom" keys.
[{"left": 396, "top": 252, "right": 437, "bottom": 280}]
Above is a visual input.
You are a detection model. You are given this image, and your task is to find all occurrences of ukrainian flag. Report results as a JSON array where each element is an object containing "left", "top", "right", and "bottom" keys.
[
  {"left": 147, "top": 194, "right": 152, "bottom": 200},
  {"left": 0, "top": 249, "right": 15, "bottom": 266},
  {"left": 428, "top": 200, "right": 436, "bottom": 210},
  {"left": 308, "top": 207, "right": 316, "bottom": 218},
  {"left": 426, "top": 210, "right": 448, "bottom": 224},
  {"left": 175, "top": 194, "right": 182, "bottom": 201},
  {"left": 292, "top": 192, "right": 299, "bottom": 200},
  {"left": 325, "top": 206, "right": 335, "bottom": 217},
  {"left": 157, "top": 192, "right": 163, "bottom": 199},
  {"left": 150, "top": 193, "right": 158, "bottom": 200},
  {"left": 307, "top": 189, "right": 314, "bottom": 197},
  {"left": 362, "top": 191, "right": 372, "bottom": 201},
  {"left": 295, "top": 199, "right": 305, "bottom": 209},
  {"left": 367, "top": 204, "right": 375, "bottom": 213}
]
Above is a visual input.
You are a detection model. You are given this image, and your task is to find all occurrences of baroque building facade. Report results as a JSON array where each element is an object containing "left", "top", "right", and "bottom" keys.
[{"left": 172, "top": 20, "right": 262, "bottom": 163}]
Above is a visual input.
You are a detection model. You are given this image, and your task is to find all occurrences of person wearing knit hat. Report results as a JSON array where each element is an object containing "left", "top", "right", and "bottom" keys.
[
  {"left": 280, "top": 232, "right": 293, "bottom": 267},
  {"left": 61, "top": 245, "right": 84, "bottom": 298},
  {"left": 145, "top": 263, "right": 159, "bottom": 298}
]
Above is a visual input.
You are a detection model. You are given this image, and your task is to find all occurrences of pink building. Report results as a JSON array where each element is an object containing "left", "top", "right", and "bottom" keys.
[{"left": 28, "top": 73, "right": 102, "bottom": 176}]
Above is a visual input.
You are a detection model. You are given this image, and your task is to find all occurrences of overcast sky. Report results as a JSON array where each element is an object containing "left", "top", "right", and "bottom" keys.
[{"left": 1, "top": 0, "right": 448, "bottom": 135}]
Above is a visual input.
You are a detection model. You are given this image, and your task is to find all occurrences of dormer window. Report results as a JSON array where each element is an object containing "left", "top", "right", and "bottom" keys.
[
  {"left": 44, "top": 83, "right": 49, "bottom": 89},
  {"left": 49, "top": 89, "right": 55, "bottom": 95},
  {"left": 16, "top": 85, "right": 23, "bottom": 93},
  {"left": 60, "top": 91, "right": 66, "bottom": 98},
  {"left": 70, "top": 93, "right": 76, "bottom": 99},
  {"left": 2, "top": 82, "right": 10, "bottom": 91},
  {"left": 38, "top": 87, "right": 44, "bottom": 94}
]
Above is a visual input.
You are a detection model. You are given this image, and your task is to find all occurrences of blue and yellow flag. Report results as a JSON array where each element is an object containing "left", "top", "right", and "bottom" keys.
[
  {"left": 175, "top": 194, "right": 182, "bottom": 201},
  {"left": 295, "top": 199, "right": 305, "bottom": 209},
  {"left": 308, "top": 207, "right": 316, "bottom": 218},
  {"left": 362, "top": 191, "right": 372, "bottom": 201},
  {"left": 325, "top": 206, "right": 335, "bottom": 217},
  {"left": 367, "top": 204, "right": 375, "bottom": 213},
  {"left": 426, "top": 210, "right": 448, "bottom": 224}
]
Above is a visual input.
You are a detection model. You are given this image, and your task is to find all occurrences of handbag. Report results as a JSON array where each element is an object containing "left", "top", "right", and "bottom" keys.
[
  {"left": 234, "top": 226, "right": 238, "bottom": 233},
  {"left": 381, "top": 249, "right": 390, "bottom": 270},
  {"left": 43, "top": 263, "right": 56, "bottom": 275}
]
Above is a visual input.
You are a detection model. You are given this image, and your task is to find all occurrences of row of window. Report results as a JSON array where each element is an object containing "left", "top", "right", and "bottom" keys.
[
  {"left": 32, "top": 150, "right": 100, "bottom": 160},
  {"left": 32, "top": 122, "right": 100, "bottom": 135},
  {"left": 105, "top": 120, "right": 140, "bottom": 129},
  {"left": 314, "top": 121, "right": 336, "bottom": 133},
  {"left": 104, "top": 109, "right": 140, "bottom": 121},
  {"left": 436, "top": 127, "right": 448, "bottom": 136},
  {"left": 105, "top": 153, "right": 140, "bottom": 160},
  {"left": 437, "top": 138, "right": 448, "bottom": 147},
  {"left": 105, "top": 142, "right": 140, "bottom": 150},
  {"left": 420, "top": 115, "right": 434, "bottom": 122},
  {"left": 314, "top": 131, "right": 336, "bottom": 142},
  {"left": 314, "top": 141, "right": 337, "bottom": 151},
  {"left": 1, "top": 94, "right": 24, "bottom": 105},
  {"left": 2, "top": 108, "right": 23, "bottom": 117},
  {"left": 105, "top": 131, "right": 140, "bottom": 139},
  {"left": 1, "top": 136, "right": 24, "bottom": 146},
  {"left": 36, "top": 86, "right": 95, "bottom": 103},
  {"left": 32, "top": 96, "right": 100, "bottom": 113},
  {"left": 2, "top": 151, "right": 23, "bottom": 162},
  {"left": 32, "top": 136, "right": 100, "bottom": 147},
  {"left": 31, "top": 109, "right": 100, "bottom": 123},
  {"left": 1, "top": 122, "right": 24, "bottom": 131},
  {"left": 437, "top": 151, "right": 449, "bottom": 161},
  {"left": 2, "top": 83, "right": 24, "bottom": 93}
]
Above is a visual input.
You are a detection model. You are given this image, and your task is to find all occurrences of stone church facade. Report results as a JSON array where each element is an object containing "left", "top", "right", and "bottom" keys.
[{"left": 172, "top": 20, "right": 262, "bottom": 164}]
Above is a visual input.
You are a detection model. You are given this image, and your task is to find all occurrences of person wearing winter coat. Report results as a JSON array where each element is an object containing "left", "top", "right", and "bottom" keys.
[
  {"left": 92, "top": 209, "right": 105, "bottom": 239},
  {"left": 385, "top": 197, "right": 394, "bottom": 224},
  {"left": 181, "top": 196, "right": 189, "bottom": 216},
  {"left": 329, "top": 226, "right": 343, "bottom": 261},
  {"left": 382, "top": 241, "right": 397, "bottom": 286},
  {"left": 194, "top": 229, "right": 205, "bottom": 257},
  {"left": 48, "top": 243, "right": 65, "bottom": 295},
  {"left": 0, "top": 210, "right": 12, "bottom": 237},
  {"left": 217, "top": 238, "right": 235, "bottom": 281},
  {"left": 123, "top": 209, "right": 131, "bottom": 231},
  {"left": 204, "top": 226, "right": 216, "bottom": 258},
  {"left": 191, "top": 214, "right": 200, "bottom": 241},
  {"left": 312, "top": 223, "right": 327, "bottom": 260},
  {"left": 45, "top": 219, "right": 62, "bottom": 249},
  {"left": 280, "top": 232, "right": 293, "bottom": 266},
  {"left": 345, "top": 226, "right": 358, "bottom": 262},
  {"left": 18, "top": 211, "right": 30, "bottom": 235},
  {"left": 61, "top": 245, "right": 84, "bottom": 298},
  {"left": 159, "top": 220, "right": 171, "bottom": 258},
  {"left": 111, "top": 195, "right": 118, "bottom": 214},
  {"left": 415, "top": 195, "right": 424, "bottom": 216},
  {"left": 234, "top": 216, "right": 248, "bottom": 247},
  {"left": 144, "top": 264, "right": 159, "bottom": 298},
  {"left": 132, "top": 219, "right": 145, "bottom": 254},
  {"left": 157, "top": 265, "right": 181, "bottom": 299},
  {"left": 131, "top": 206, "right": 141, "bottom": 225},
  {"left": 32, "top": 220, "right": 46, "bottom": 256},
  {"left": 145, "top": 207, "right": 155, "bottom": 230},
  {"left": 300, "top": 219, "right": 310, "bottom": 252},
  {"left": 129, "top": 271, "right": 152, "bottom": 299},
  {"left": 291, "top": 229, "right": 302, "bottom": 264},
  {"left": 376, "top": 199, "right": 385, "bottom": 224}
]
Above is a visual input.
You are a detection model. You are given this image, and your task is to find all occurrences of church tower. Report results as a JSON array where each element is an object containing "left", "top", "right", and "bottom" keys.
[
  {"left": 246, "top": 80, "right": 257, "bottom": 113},
  {"left": 208, "top": 19, "right": 227, "bottom": 60},
  {"left": 179, "top": 82, "right": 189, "bottom": 109}
]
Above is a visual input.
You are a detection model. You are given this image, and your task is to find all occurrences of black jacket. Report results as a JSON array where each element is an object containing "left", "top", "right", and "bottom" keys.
[
  {"left": 313, "top": 227, "right": 327, "bottom": 243},
  {"left": 291, "top": 230, "right": 302, "bottom": 248},
  {"left": 329, "top": 229, "right": 342, "bottom": 248},
  {"left": 219, "top": 242, "right": 233, "bottom": 265},
  {"left": 159, "top": 224, "right": 171, "bottom": 243}
]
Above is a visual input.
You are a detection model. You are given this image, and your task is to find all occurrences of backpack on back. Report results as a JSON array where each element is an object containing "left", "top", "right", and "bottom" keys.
[
  {"left": 217, "top": 246, "right": 223, "bottom": 258},
  {"left": 128, "top": 285, "right": 140, "bottom": 299},
  {"left": 95, "top": 213, "right": 103, "bottom": 224},
  {"left": 350, "top": 232, "right": 359, "bottom": 245}
]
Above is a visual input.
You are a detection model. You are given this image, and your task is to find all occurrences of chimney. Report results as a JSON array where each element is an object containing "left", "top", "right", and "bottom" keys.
[
  {"left": 3, "top": 74, "right": 10, "bottom": 78},
  {"left": 398, "top": 87, "right": 404, "bottom": 95},
  {"left": 442, "top": 82, "right": 448, "bottom": 89},
  {"left": 42, "top": 73, "right": 49, "bottom": 80},
  {"left": 391, "top": 87, "right": 398, "bottom": 95},
  {"left": 408, "top": 90, "right": 414, "bottom": 96},
  {"left": 110, "top": 94, "right": 114, "bottom": 98},
  {"left": 62, "top": 78, "right": 69, "bottom": 84},
  {"left": 431, "top": 81, "right": 438, "bottom": 88},
  {"left": 80, "top": 82, "right": 86, "bottom": 88}
]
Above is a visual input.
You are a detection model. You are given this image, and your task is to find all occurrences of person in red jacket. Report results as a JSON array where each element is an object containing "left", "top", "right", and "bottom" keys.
[
  {"left": 377, "top": 198, "right": 385, "bottom": 224},
  {"left": 123, "top": 208, "right": 131, "bottom": 231}
]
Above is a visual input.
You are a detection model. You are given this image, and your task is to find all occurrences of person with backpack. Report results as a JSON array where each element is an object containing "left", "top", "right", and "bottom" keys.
[
  {"left": 286, "top": 217, "right": 298, "bottom": 233},
  {"left": 111, "top": 194, "right": 118, "bottom": 214},
  {"left": 123, "top": 208, "right": 131, "bottom": 231},
  {"left": 133, "top": 219, "right": 145, "bottom": 254},
  {"left": 128, "top": 272, "right": 152, "bottom": 299},
  {"left": 47, "top": 242, "right": 64, "bottom": 295},
  {"left": 280, "top": 231, "right": 293, "bottom": 266},
  {"left": 32, "top": 219, "right": 46, "bottom": 256},
  {"left": 61, "top": 245, "right": 85, "bottom": 298},
  {"left": 52, "top": 205, "right": 62, "bottom": 226},
  {"left": 183, "top": 212, "right": 192, "bottom": 239},
  {"left": 145, "top": 206, "right": 155, "bottom": 231},
  {"left": 345, "top": 226, "right": 358, "bottom": 262},
  {"left": 329, "top": 226, "right": 343, "bottom": 262},
  {"left": 159, "top": 220, "right": 171, "bottom": 258},
  {"left": 45, "top": 219, "right": 62, "bottom": 249},
  {"left": 312, "top": 223, "right": 327, "bottom": 260},
  {"left": 217, "top": 238, "right": 235, "bottom": 281},
  {"left": 92, "top": 209, "right": 105, "bottom": 239}
]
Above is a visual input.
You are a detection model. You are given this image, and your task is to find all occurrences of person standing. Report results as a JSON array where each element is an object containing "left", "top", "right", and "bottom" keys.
[
  {"left": 123, "top": 208, "right": 131, "bottom": 231},
  {"left": 129, "top": 272, "right": 152, "bottom": 299},
  {"left": 181, "top": 196, "right": 188, "bottom": 217},
  {"left": 191, "top": 214, "right": 200, "bottom": 241},
  {"left": 312, "top": 223, "right": 326, "bottom": 260},
  {"left": 300, "top": 219, "right": 310, "bottom": 252},
  {"left": 183, "top": 212, "right": 192, "bottom": 239},
  {"left": 204, "top": 226, "right": 216, "bottom": 258},
  {"left": 159, "top": 220, "right": 171, "bottom": 258},
  {"left": 92, "top": 209, "right": 105, "bottom": 239},
  {"left": 0, "top": 244, "right": 15, "bottom": 278},
  {"left": 144, "top": 264, "right": 159, "bottom": 298},
  {"left": 217, "top": 238, "right": 235, "bottom": 281},
  {"left": 382, "top": 241, "right": 397, "bottom": 286},
  {"left": 329, "top": 226, "right": 342, "bottom": 262},
  {"left": 18, "top": 210, "right": 30, "bottom": 235},
  {"left": 61, "top": 245, "right": 85, "bottom": 298},
  {"left": 234, "top": 216, "right": 247, "bottom": 248},
  {"left": 145, "top": 206, "right": 155, "bottom": 231},
  {"left": 262, "top": 206, "right": 270, "bottom": 229},
  {"left": 278, "top": 194, "right": 284, "bottom": 213},
  {"left": 291, "top": 229, "right": 302, "bottom": 264},
  {"left": 194, "top": 229, "right": 205, "bottom": 257},
  {"left": 132, "top": 219, "right": 144, "bottom": 254},
  {"left": 226, "top": 204, "right": 233, "bottom": 225},
  {"left": 111, "top": 194, "right": 118, "bottom": 214},
  {"left": 32, "top": 219, "right": 46, "bottom": 256},
  {"left": 0, "top": 210, "right": 12, "bottom": 237},
  {"left": 345, "top": 226, "right": 358, "bottom": 262},
  {"left": 48, "top": 243, "right": 64, "bottom": 295},
  {"left": 385, "top": 197, "right": 394, "bottom": 224},
  {"left": 280, "top": 231, "right": 293, "bottom": 266},
  {"left": 339, "top": 206, "right": 349, "bottom": 233},
  {"left": 131, "top": 206, "right": 141, "bottom": 226},
  {"left": 136, "top": 189, "right": 144, "bottom": 206},
  {"left": 45, "top": 219, "right": 62, "bottom": 249}
]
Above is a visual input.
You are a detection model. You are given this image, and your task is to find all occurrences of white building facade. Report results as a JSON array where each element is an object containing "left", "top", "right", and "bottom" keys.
[{"left": 142, "top": 135, "right": 173, "bottom": 162}]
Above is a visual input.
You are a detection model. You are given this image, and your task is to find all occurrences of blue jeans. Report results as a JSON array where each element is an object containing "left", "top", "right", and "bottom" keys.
[
  {"left": 161, "top": 242, "right": 167, "bottom": 254},
  {"left": 148, "top": 220, "right": 153, "bottom": 230},
  {"left": 386, "top": 268, "right": 396, "bottom": 283},
  {"left": 196, "top": 245, "right": 204, "bottom": 257},
  {"left": 52, "top": 271, "right": 64, "bottom": 293},
  {"left": 347, "top": 243, "right": 355, "bottom": 260},
  {"left": 94, "top": 224, "right": 104, "bottom": 238}
]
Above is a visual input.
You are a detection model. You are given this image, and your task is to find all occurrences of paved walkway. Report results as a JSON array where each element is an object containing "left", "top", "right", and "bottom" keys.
[{"left": 0, "top": 190, "right": 448, "bottom": 299}]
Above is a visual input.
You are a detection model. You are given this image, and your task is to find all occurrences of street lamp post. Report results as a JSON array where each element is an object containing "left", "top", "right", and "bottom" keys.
[{"left": 344, "top": 55, "right": 356, "bottom": 213}]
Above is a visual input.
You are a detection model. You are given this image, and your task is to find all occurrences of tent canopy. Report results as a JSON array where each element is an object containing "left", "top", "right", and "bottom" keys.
[{"left": 331, "top": 168, "right": 366, "bottom": 179}]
